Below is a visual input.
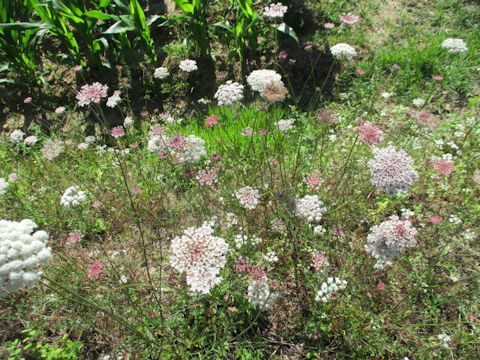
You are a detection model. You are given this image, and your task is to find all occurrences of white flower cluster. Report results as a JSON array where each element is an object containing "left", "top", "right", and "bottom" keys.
[
  {"left": 235, "top": 186, "right": 260, "bottom": 210},
  {"left": 369, "top": 145, "right": 418, "bottom": 195},
  {"left": 295, "top": 195, "right": 326, "bottom": 223},
  {"left": 263, "top": 3, "right": 288, "bottom": 19},
  {"left": 263, "top": 250, "right": 278, "bottom": 263},
  {"left": 24, "top": 135, "right": 38, "bottom": 146},
  {"left": 247, "top": 280, "right": 278, "bottom": 310},
  {"left": 365, "top": 215, "right": 418, "bottom": 269},
  {"left": 247, "top": 69, "right": 282, "bottom": 93},
  {"left": 275, "top": 119, "right": 295, "bottom": 133},
  {"left": 412, "top": 98, "right": 425, "bottom": 107},
  {"left": 234, "top": 233, "right": 262, "bottom": 249},
  {"left": 0, "top": 219, "right": 52, "bottom": 297},
  {"left": 0, "top": 178, "right": 8, "bottom": 195},
  {"left": 179, "top": 59, "right": 198, "bottom": 72},
  {"left": 214, "top": 80, "right": 244, "bottom": 106},
  {"left": 330, "top": 43, "right": 357, "bottom": 60},
  {"left": 315, "top": 277, "right": 347, "bottom": 303},
  {"left": 176, "top": 135, "right": 207, "bottom": 164},
  {"left": 10, "top": 129, "right": 25, "bottom": 143},
  {"left": 106, "top": 90, "right": 122, "bottom": 108},
  {"left": 60, "top": 186, "right": 87, "bottom": 208},
  {"left": 437, "top": 333, "right": 452, "bottom": 349},
  {"left": 170, "top": 223, "right": 229, "bottom": 294},
  {"left": 123, "top": 116, "right": 134, "bottom": 129},
  {"left": 154, "top": 66, "right": 169, "bottom": 79},
  {"left": 441, "top": 38, "right": 467, "bottom": 54}
]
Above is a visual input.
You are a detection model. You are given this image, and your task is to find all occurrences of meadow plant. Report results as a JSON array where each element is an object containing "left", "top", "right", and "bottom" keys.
[
  {"left": 441, "top": 38, "right": 467, "bottom": 54},
  {"left": 247, "top": 69, "right": 283, "bottom": 93},
  {"left": 330, "top": 43, "right": 357, "bottom": 60},
  {"left": 214, "top": 81, "right": 244, "bottom": 106}
]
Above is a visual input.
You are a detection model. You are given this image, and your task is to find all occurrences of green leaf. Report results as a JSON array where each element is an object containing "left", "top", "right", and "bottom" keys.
[
  {"left": 84, "top": 10, "right": 112, "bottom": 21},
  {"left": 173, "top": 0, "right": 194, "bottom": 14},
  {"left": 99, "top": 0, "right": 113, "bottom": 8},
  {"left": 277, "top": 22, "right": 298, "bottom": 43},
  {"left": 0, "top": 22, "right": 48, "bottom": 30},
  {"left": 103, "top": 20, "right": 134, "bottom": 34}
]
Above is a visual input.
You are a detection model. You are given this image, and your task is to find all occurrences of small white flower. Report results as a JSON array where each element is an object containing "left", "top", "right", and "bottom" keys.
[
  {"left": 381, "top": 92, "right": 394, "bottom": 99},
  {"left": 330, "top": 43, "right": 357, "bottom": 60},
  {"left": 412, "top": 98, "right": 425, "bottom": 107},
  {"left": 123, "top": 116, "right": 134, "bottom": 129},
  {"left": 10, "top": 129, "right": 25, "bottom": 143},
  {"left": 275, "top": 119, "right": 295, "bottom": 133},
  {"left": 442, "top": 38, "right": 467, "bottom": 54},
  {"left": 0, "top": 178, "right": 8, "bottom": 195},
  {"left": 60, "top": 186, "right": 87, "bottom": 208},
  {"left": 23, "top": 135, "right": 38, "bottom": 146},
  {"left": 153, "top": 66, "right": 169, "bottom": 79},
  {"left": 214, "top": 81, "right": 244, "bottom": 106},
  {"left": 247, "top": 69, "right": 282, "bottom": 93},
  {"left": 179, "top": 59, "right": 198, "bottom": 72}
]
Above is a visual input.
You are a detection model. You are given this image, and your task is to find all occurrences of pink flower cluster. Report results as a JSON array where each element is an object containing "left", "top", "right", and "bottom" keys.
[
  {"left": 196, "top": 165, "right": 220, "bottom": 186},
  {"left": 235, "top": 186, "right": 260, "bottom": 210},
  {"left": 358, "top": 122, "right": 384, "bottom": 145},
  {"left": 369, "top": 145, "right": 418, "bottom": 194},
  {"left": 339, "top": 13, "right": 359, "bottom": 25},
  {"left": 303, "top": 170, "right": 323, "bottom": 191},
  {"left": 311, "top": 251, "right": 329, "bottom": 271},
  {"left": 236, "top": 259, "right": 267, "bottom": 282},
  {"left": 170, "top": 224, "right": 228, "bottom": 294},
  {"left": 76, "top": 82, "right": 108, "bottom": 107},
  {"left": 87, "top": 261, "right": 104, "bottom": 279},
  {"left": 365, "top": 216, "right": 418, "bottom": 268},
  {"left": 430, "top": 157, "right": 455, "bottom": 176}
]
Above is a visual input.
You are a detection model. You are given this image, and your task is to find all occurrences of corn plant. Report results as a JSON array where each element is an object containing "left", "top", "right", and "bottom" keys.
[
  {"left": 0, "top": 0, "right": 47, "bottom": 85},
  {"left": 30, "top": 0, "right": 110, "bottom": 68},
  {"left": 173, "top": 0, "right": 212, "bottom": 57},
  {"left": 102, "top": 0, "right": 160, "bottom": 64}
]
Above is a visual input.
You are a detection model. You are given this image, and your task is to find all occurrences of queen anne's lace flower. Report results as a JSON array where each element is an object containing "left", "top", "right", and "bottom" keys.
[
  {"left": 369, "top": 145, "right": 418, "bottom": 194},
  {"left": 10, "top": 129, "right": 24, "bottom": 143},
  {"left": 76, "top": 82, "right": 108, "bottom": 107},
  {"left": 23, "top": 135, "right": 38, "bottom": 146},
  {"left": 61, "top": 186, "right": 87, "bottom": 208},
  {"left": 0, "top": 219, "right": 52, "bottom": 297},
  {"left": 330, "top": 43, "right": 357, "bottom": 60},
  {"left": 295, "top": 195, "right": 326, "bottom": 223},
  {"left": 248, "top": 279, "right": 278, "bottom": 310},
  {"left": 123, "top": 116, "right": 134, "bottom": 129},
  {"left": 262, "top": 3, "right": 288, "bottom": 19},
  {"left": 214, "top": 81, "right": 244, "bottom": 106},
  {"left": 41, "top": 139, "right": 64, "bottom": 160},
  {"left": 441, "top": 38, "right": 467, "bottom": 54},
  {"left": 154, "top": 66, "right": 169, "bottom": 79},
  {"left": 358, "top": 122, "right": 384, "bottom": 145},
  {"left": 106, "top": 90, "right": 122, "bottom": 108},
  {"left": 247, "top": 69, "right": 283, "bottom": 93},
  {"left": 170, "top": 223, "right": 228, "bottom": 294},
  {"left": 275, "top": 119, "right": 295, "bottom": 133},
  {"left": 179, "top": 59, "right": 198, "bottom": 72},
  {"left": 235, "top": 186, "right": 260, "bottom": 210},
  {"left": 365, "top": 215, "right": 418, "bottom": 268}
]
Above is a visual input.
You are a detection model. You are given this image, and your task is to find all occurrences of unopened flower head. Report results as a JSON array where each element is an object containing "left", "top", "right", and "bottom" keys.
[
  {"left": 111, "top": 126, "right": 125, "bottom": 138},
  {"left": 330, "top": 43, "right": 357, "bottom": 60},
  {"left": 76, "top": 82, "right": 108, "bottom": 107},
  {"left": 170, "top": 223, "right": 229, "bottom": 294},
  {"left": 369, "top": 145, "right": 418, "bottom": 194},
  {"left": 365, "top": 215, "right": 418, "bottom": 268},
  {"left": 10, "top": 129, "right": 24, "bottom": 143},
  {"left": 0, "top": 219, "right": 52, "bottom": 297},
  {"left": 214, "top": 80, "right": 244, "bottom": 106},
  {"left": 247, "top": 69, "right": 282, "bottom": 93},
  {"left": 179, "top": 59, "right": 198, "bottom": 72},
  {"left": 154, "top": 66, "right": 169, "bottom": 79},
  {"left": 263, "top": 3, "right": 288, "bottom": 19},
  {"left": 295, "top": 195, "right": 326, "bottom": 223},
  {"left": 61, "top": 186, "right": 87, "bottom": 208},
  {"left": 41, "top": 139, "right": 64, "bottom": 160},
  {"left": 235, "top": 186, "right": 260, "bottom": 210},
  {"left": 441, "top": 38, "right": 467, "bottom": 54}
]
